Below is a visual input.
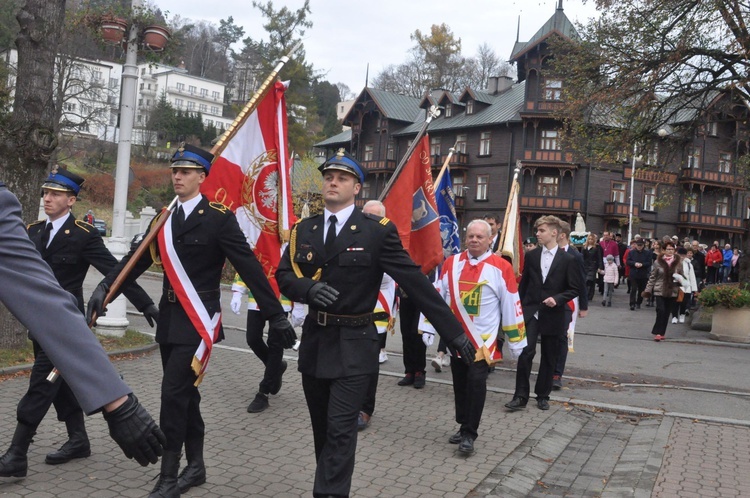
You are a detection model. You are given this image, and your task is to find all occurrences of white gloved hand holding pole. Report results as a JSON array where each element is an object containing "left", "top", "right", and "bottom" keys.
[{"left": 230, "top": 292, "right": 243, "bottom": 315}]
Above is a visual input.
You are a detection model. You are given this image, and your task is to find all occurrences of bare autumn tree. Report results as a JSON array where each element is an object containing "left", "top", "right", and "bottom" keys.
[{"left": 0, "top": 0, "right": 66, "bottom": 348}]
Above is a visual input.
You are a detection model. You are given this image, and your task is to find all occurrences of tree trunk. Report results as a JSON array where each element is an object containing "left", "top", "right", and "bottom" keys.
[{"left": 0, "top": 0, "right": 66, "bottom": 349}]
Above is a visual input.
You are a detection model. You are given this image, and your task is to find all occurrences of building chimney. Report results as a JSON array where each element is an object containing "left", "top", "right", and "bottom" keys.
[
  {"left": 487, "top": 76, "right": 499, "bottom": 94},
  {"left": 496, "top": 76, "right": 513, "bottom": 93},
  {"left": 178, "top": 60, "right": 186, "bottom": 70}
]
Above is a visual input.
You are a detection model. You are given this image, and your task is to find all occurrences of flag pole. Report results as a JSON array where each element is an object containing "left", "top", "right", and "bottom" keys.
[
  {"left": 497, "top": 162, "right": 521, "bottom": 258},
  {"left": 378, "top": 105, "right": 440, "bottom": 201},
  {"left": 90, "top": 44, "right": 301, "bottom": 321},
  {"left": 433, "top": 142, "right": 458, "bottom": 187}
]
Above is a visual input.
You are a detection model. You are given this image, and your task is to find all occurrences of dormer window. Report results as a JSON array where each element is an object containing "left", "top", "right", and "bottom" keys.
[
  {"left": 466, "top": 100, "right": 474, "bottom": 115},
  {"left": 444, "top": 104, "right": 452, "bottom": 118}
]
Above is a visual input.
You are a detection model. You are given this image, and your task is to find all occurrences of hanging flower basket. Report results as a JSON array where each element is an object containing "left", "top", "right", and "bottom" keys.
[
  {"left": 142, "top": 25, "right": 171, "bottom": 52},
  {"left": 100, "top": 16, "right": 128, "bottom": 46}
]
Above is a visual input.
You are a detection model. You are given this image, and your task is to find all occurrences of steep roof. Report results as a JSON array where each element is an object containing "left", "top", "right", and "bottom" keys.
[
  {"left": 510, "top": 3, "right": 580, "bottom": 61},
  {"left": 316, "top": 129, "right": 352, "bottom": 147},
  {"left": 343, "top": 87, "right": 423, "bottom": 124}
]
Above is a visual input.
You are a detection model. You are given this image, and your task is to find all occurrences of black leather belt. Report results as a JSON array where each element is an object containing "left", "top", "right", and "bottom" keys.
[
  {"left": 312, "top": 310, "right": 389, "bottom": 327},
  {"left": 163, "top": 287, "right": 220, "bottom": 303}
]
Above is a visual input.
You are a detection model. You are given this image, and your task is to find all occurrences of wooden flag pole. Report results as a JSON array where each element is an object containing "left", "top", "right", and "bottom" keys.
[{"left": 433, "top": 141, "right": 459, "bottom": 187}]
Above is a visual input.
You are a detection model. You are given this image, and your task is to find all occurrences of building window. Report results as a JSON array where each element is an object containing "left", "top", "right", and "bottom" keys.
[
  {"left": 455, "top": 134, "right": 467, "bottom": 154},
  {"left": 188, "top": 85, "right": 196, "bottom": 94},
  {"left": 387, "top": 140, "right": 394, "bottom": 160},
  {"left": 646, "top": 143, "right": 658, "bottom": 165},
  {"left": 176, "top": 82, "right": 185, "bottom": 91},
  {"left": 540, "top": 130, "right": 559, "bottom": 150},
  {"left": 453, "top": 175, "right": 465, "bottom": 197},
  {"left": 479, "top": 132, "right": 491, "bottom": 155},
  {"left": 364, "top": 144, "right": 374, "bottom": 161},
  {"left": 643, "top": 186, "right": 656, "bottom": 211},
  {"left": 200, "top": 88, "right": 208, "bottom": 97},
  {"left": 466, "top": 100, "right": 474, "bottom": 115},
  {"left": 444, "top": 104, "right": 452, "bottom": 118},
  {"left": 140, "top": 68, "right": 145, "bottom": 76},
  {"left": 211, "top": 106, "right": 219, "bottom": 115},
  {"left": 212, "top": 91, "right": 220, "bottom": 100},
  {"left": 640, "top": 229, "right": 654, "bottom": 239},
  {"left": 476, "top": 175, "right": 489, "bottom": 200},
  {"left": 716, "top": 195, "right": 729, "bottom": 216},
  {"left": 430, "top": 136, "right": 441, "bottom": 157},
  {"left": 199, "top": 104, "right": 207, "bottom": 112},
  {"left": 361, "top": 181, "right": 371, "bottom": 198},
  {"left": 544, "top": 79, "right": 562, "bottom": 100},
  {"left": 109, "top": 78, "right": 118, "bottom": 89},
  {"left": 536, "top": 175, "right": 559, "bottom": 196},
  {"left": 688, "top": 146, "right": 701, "bottom": 168},
  {"left": 175, "top": 99, "right": 184, "bottom": 109},
  {"left": 187, "top": 102, "right": 195, "bottom": 110},
  {"left": 611, "top": 182, "right": 627, "bottom": 203},
  {"left": 205, "top": 119, "right": 214, "bottom": 127},
  {"left": 683, "top": 193, "right": 697, "bottom": 213},
  {"left": 707, "top": 121, "right": 718, "bottom": 136},
  {"left": 719, "top": 152, "right": 732, "bottom": 173}
]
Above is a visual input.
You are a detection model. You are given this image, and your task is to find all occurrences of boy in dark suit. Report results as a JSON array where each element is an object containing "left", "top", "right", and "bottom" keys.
[{"left": 505, "top": 215, "right": 582, "bottom": 411}]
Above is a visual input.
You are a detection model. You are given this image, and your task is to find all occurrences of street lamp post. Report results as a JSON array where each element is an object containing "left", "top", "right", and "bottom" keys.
[{"left": 628, "top": 143, "right": 638, "bottom": 243}]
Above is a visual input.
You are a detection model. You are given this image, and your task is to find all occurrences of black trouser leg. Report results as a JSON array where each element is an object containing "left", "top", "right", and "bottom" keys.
[
  {"left": 651, "top": 297, "right": 675, "bottom": 336},
  {"left": 246, "top": 310, "right": 285, "bottom": 394},
  {"left": 159, "top": 344, "right": 201, "bottom": 453},
  {"left": 535, "top": 333, "right": 560, "bottom": 401},
  {"left": 451, "top": 359, "right": 489, "bottom": 441},
  {"left": 361, "top": 373, "right": 378, "bottom": 416},
  {"left": 399, "top": 296, "right": 426, "bottom": 374},
  {"left": 514, "top": 318, "right": 539, "bottom": 400},
  {"left": 17, "top": 342, "right": 62, "bottom": 429}
]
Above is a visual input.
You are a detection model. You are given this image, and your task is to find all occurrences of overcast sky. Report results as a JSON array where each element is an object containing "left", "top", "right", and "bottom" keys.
[{"left": 154, "top": 0, "right": 599, "bottom": 93}]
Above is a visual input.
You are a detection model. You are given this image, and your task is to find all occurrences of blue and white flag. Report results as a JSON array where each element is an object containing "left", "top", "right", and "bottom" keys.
[{"left": 436, "top": 170, "right": 460, "bottom": 258}]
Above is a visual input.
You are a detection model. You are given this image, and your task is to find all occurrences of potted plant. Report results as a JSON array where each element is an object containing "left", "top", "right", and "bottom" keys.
[
  {"left": 142, "top": 24, "right": 171, "bottom": 51},
  {"left": 99, "top": 15, "right": 128, "bottom": 45},
  {"left": 698, "top": 283, "right": 750, "bottom": 343}
]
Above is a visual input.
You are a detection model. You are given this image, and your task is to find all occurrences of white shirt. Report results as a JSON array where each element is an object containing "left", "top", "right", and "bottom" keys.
[
  {"left": 45, "top": 212, "right": 72, "bottom": 248},
  {"left": 323, "top": 204, "right": 355, "bottom": 243},
  {"left": 541, "top": 245, "right": 558, "bottom": 283},
  {"left": 177, "top": 194, "right": 202, "bottom": 219}
]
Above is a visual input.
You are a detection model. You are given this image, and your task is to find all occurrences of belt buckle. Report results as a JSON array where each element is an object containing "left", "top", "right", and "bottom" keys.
[
  {"left": 317, "top": 311, "right": 327, "bottom": 326},
  {"left": 167, "top": 289, "right": 176, "bottom": 303}
]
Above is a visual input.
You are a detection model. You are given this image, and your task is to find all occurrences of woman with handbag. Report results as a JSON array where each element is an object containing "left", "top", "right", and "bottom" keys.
[
  {"left": 672, "top": 247, "right": 698, "bottom": 323},
  {"left": 642, "top": 241, "right": 685, "bottom": 341}
]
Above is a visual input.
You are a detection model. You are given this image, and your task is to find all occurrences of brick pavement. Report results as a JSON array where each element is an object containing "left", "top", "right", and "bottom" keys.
[{"left": 1, "top": 344, "right": 749, "bottom": 497}]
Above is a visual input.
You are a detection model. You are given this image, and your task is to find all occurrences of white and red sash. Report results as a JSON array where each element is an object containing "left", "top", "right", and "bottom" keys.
[
  {"left": 446, "top": 253, "right": 488, "bottom": 362},
  {"left": 158, "top": 214, "right": 221, "bottom": 386}
]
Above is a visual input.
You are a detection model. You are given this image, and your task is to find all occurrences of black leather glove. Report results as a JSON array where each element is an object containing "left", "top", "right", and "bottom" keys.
[
  {"left": 268, "top": 313, "right": 297, "bottom": 349},
  {"left": 307, "top": 282, "right": 340, "bottom": 308},
  {"left": 103, "top": 394, "right": 166, "bottom": 466},
  {"left": 448, "top": 335, "right": 477, "bottom": 366},
  {"left": 87, "top": 282, "right": 109, "bottom": 325},
  {"left": 142, "top": 304, "right": 159, "bottom": 328}
]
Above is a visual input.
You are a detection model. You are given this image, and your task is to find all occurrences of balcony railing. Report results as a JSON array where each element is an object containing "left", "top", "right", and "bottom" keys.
[
  {"left": 604, "top": 201, "right": 639, "bottom": 218},
  {"left": 522, "top": 149, "right": 574, "bottom": 163},
  {"left": 523, "top": 100, "right": 564, "bottom": 113},
  {"left": 361, "top": 159, "right": 396, "bottom": 173},
  {"left": 677, "top": 211, "right": 744, "bottom": 230},
  {"left": 520, "top": 195, "right": 582, "bottom": 212},
  {"left": 679, "top": 167, "right": 746, "bottom": 189}
]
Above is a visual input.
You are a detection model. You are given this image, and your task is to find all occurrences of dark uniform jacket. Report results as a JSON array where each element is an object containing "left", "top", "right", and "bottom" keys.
[
  {"left": 276, "top": 208, "right": 464, "bottom": 379},
  {"left": 28, "top": 214, "right": 152, "bottom": 314},
  {"left": 518, "top": 246, "right": 582, "bottom": 336},
  {"left": 102, "top": 195, "right": 283, "bottom": 345}
]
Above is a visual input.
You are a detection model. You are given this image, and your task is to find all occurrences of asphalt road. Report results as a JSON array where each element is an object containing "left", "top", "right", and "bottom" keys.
[{"left": 85, "top": 270, "right": 750, "bottom": 424}]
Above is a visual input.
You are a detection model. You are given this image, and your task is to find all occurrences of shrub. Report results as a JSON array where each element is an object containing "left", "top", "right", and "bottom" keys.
[{"left": 698, "top": 284, "right": 750, "bottom": 309}]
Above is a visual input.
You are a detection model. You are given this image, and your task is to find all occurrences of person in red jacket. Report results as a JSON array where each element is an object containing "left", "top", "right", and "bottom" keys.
[{"left": 705, "top": 242, "right": 724, "bottom": 284}]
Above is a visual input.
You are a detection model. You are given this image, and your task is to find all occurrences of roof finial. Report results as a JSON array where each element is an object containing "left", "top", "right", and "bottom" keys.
[
  {"left": 558, "top": 0, "right": 563, "bottom": 10},
  {"left": 516, "top": 15, "right": 520, "bottom": 42},
  {"left": 365, "top": 63, "right": 369, "bottom": 88}
]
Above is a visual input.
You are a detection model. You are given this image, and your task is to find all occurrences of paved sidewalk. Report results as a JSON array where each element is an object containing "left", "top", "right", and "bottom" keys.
[{"left": 1, "top": 341, "right": 749, "bottom": 497}]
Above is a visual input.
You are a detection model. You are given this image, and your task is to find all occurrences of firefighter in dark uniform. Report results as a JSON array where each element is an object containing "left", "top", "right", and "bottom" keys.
[
  {"left": 276, "top": 150, "right": 477, "bottom": 498},
  {"left": 0, "top": 168, "right": 158, "bottom": 478},
  {"left": 88, "top": 144, "right": 296, "bottom": 498}
]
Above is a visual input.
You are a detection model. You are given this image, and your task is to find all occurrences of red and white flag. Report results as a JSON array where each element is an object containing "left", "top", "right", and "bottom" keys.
[
  {"left": 382, "top": 134, "right": 443, "bottom": 275},
  {"left": 201, "top": 80, "right": 296, "bottom": 295}
]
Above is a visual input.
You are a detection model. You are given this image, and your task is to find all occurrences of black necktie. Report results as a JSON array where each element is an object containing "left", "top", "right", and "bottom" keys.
[
  {"left": 325, "top": 215, "right": 338, "bottom": 254},
  {"left": 40, "top": 223, "right": 53, "bottom": 250},
  {"left": 174, "top": 205, "right": 185, "bottom": 229}
]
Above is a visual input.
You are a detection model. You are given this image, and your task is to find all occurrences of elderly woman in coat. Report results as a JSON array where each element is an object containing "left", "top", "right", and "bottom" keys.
[{"left": 642, "top": 241, "right": 686, "bottom": 341}]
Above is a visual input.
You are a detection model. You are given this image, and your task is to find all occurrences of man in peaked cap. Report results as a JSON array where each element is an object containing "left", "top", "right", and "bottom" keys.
[
  {"left": 89, "top": 144, "right": 296, "bottom": 497},
  {"left": 277, "top": 149, "right": 476, "bottom": 497},
  {"left": 0, "top": 167, "right": 159, "bottom": 479}
]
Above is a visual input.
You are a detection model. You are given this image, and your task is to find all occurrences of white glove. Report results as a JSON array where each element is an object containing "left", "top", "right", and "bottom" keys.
[
  {"left": 230, "top": 292, "right": 243, "bottom": 315},
  {"left": 508, "top": 347, "right": 523, "bottom": 360},
  {"left": 672, "top": 274, "right": 686, "bottom": 286},
  {"left": 291, "top": 303, "right": 306, "bottom": 328},
  {"left": 421, "top": 331, "right": 435, "bottom": 347}
]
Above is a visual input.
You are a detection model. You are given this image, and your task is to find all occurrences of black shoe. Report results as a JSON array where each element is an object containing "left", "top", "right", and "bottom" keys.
[
  {"left": 504, "top": 397, "right": 527, "bottom": 411},
  {"left": 537, "top": 399, "right": 550, "bottom": 410},
  {"left": 607, "top": 302, "right": 612, "bottom": 307},
  {"left": 413, "top": 372, "right": 425, "bottom": 389},
  {"left": 630, "top": 305, "right": 635, "bottom": 310},
  {"left": 177, "top": 461, "right": 206, "bottom": 493},
  {"left": 397, "top": 373, "right": 414, "bottom": 386},
  {"left": 247, "top": 392, "right": 269, "bottom": 413},
  {"left": 458, "top": 436, "right": 475, "bottom": 455},
  {"left": 268, "top": 360, "right": 287, "bottom": 395},
  {"left": 45, "top": 434, "right": 90, "bottom": 465},
  {"left": 357, "top": 412, "right": 371, "bottom": 431},
  {"left": 552, "top": 376, "right": 562, "bottom": 390},
  {"left": 448, "top": 431, "right": 462, "bottom": 444},
  {"left": 149, "top": 450, "right": 180, "bottom": 498},
  {"left": 602, "top": 301, "right": 606, "bottom": 306},
  {"left": 0, "top": 424, "right": 35, "bottom": 478},
  {"left": 636, "top": 304, "right": 641, "bottom": 309}
]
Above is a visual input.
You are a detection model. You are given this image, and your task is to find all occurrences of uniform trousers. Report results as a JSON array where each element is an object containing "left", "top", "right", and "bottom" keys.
[
  {"left": 399, "top": 295, "right": 426, "bottom": 375},
  {"left": 302, "top": 373, "right": 369, "bottom": 498},
  {"left": 16, "top": 340, "right": 82, "bottom": 428},
  {"left": 450, "top": 358, "right": 489, "bottom": 440},
  {"left": 245, "top": 310, "right": 285, "bottom": 395},
  {"left": 514, "top": 317, "right": 560, "bottom": 401},
  {"left": 553, "top": 308, "right": 573, "bottom": 378},
  {"left": 159, "top": 344, "right": 204, "bottom": 452}
]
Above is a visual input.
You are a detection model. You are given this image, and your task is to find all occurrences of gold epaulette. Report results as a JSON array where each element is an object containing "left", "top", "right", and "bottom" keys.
[
  {"left": 379, "top": 217, "right": 391, "bottom": 226},
  {"left": 290, "top": 222, "right": 321, "bottom": 281},
  {"left": 75, "top": 220, "right": 92, "bottom": 232},
  {"left": 27, "top": 220, "right": 44, "bottom": 230},
  {"left": 148, "top": 211, "right": 165, "bottom": 267},
  {"left": 209, "top": 202, "right": 228, "bottom": 214}
]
